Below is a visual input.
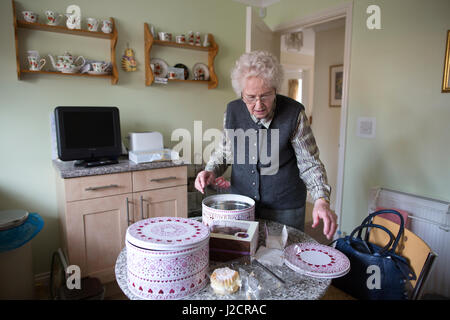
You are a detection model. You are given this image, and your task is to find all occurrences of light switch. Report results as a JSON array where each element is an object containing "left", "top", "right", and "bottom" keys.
[{"left": 356, "top": 117, "right": 376, "bottom": 138}]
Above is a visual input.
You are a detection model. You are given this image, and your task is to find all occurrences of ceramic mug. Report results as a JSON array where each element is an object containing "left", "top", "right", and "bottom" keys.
[
  {"left": 158, "top": 32, "right": 172, "bottom": 41},
  {"left": 168, "top": 71, "right": 177, "bottom": 79},
  {"left": 176, "top": 35, "right": 186, "bottom": 44},
  {"left": 195, "top": 32, "right": 202, "bottom": 46},
  {"left": 45, "top": 11, "right": 62, "bottom": 26},
  {"left": 101, "top": 20, "right": 112, "bottom": 33},
  {"left": 187, "top": 31, "right": 194, "bottom": 45},
  {"left": 91, "top": 62, "right": 108, "bottom": 73},
  {"left": 86, "top": 18, "right": 99, "bottom": 32},
  {"left": 28, "top": 56, "right": 46, "bottom": 71},
  {"left": 22, "top": 11, "right": 38, "bottom": 23}
]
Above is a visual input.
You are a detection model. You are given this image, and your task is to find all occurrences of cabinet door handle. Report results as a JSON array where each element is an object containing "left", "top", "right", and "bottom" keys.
[
  {"left": 140, "top": 195, "right": 144, "bottom": 220},
  {"left": 126, "top": 197, "right": 133, "bottom": 226},
  {"left": 85, "top": 184, "right": 119, "bottom": 191},
  {"left": 150, "top": 176, "right": 177, "bottom": 182}
]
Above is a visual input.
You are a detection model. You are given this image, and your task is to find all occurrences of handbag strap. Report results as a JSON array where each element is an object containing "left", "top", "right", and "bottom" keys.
[
  {"left": 358, "top": 209, "right": 405, "bottom": 253},
  {"left": 349, "top": 223, "right": 395, "bottom": 256}
]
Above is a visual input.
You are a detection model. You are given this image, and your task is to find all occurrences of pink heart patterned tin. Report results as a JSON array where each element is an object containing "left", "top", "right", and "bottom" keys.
[
  {"left": 202, "top": 194, "right": 255, "bottom": 227},
  {"left": 126, "top": 217, "right": 210, "bottom": 300}
]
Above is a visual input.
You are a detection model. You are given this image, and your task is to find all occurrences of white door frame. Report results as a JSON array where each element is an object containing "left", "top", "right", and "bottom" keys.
[{"left": 272, "top": 2, "right": 353, "bottom": 230}]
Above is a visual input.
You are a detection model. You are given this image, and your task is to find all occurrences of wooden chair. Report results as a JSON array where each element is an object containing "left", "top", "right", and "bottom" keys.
[{"left": 368, "top": 216, "right": 437, "bottom": 300}]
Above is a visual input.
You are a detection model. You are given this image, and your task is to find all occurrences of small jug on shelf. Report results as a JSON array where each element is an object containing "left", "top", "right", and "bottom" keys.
[
  {"left": 101, "top": 20, "right": 113, "bottom": 33},
  {"left": 203, "top": 34, "right": 210, "bottom": 47},
  {"left": 86, "top": 18, "right": 99, "bottom": 32},
  {"left": 45, "top": 10, "right": 63, "bottom": 26},
  {"left": 27, "top": 55, "right": 46, "bottom": 71}
]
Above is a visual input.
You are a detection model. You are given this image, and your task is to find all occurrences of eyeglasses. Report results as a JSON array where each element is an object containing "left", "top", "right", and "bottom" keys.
[{"left": 241, "top": 91, "right": 275, "bottom": 105}]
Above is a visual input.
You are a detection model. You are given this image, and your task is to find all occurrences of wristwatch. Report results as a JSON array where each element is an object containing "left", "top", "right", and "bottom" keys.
[{"left": 319, "top": 197, "right": 330, "bottom": 204}]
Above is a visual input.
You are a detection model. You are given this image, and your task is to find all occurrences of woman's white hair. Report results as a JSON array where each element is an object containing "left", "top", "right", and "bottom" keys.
[{"left": 231, "top": 51, "right": 284, "bottom": 96}]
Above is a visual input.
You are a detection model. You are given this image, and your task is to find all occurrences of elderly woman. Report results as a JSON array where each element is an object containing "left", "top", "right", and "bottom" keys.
[{"left": 195, "top": 51, "right": 337, "bottom": 240}]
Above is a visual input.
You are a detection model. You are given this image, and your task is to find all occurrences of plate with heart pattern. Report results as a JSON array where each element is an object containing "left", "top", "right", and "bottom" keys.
[{"left": 284, "top": 242, "right": 350, "bottom": 278}]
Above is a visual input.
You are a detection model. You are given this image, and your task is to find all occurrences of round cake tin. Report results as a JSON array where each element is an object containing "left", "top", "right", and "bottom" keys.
[
  {"left": 202, "top": 194, "right": 255, "bottom": 227},
  {"left": 126, "top": 216, "right": 210, "bottom": 300}
]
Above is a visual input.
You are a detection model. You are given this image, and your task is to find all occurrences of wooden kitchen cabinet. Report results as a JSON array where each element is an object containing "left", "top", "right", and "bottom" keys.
[
  {"left": 65, "top": 193, "right": 132, "bottom": 283},
  {"left": 132, "top": 166, "right": 187, "bottom": 221},
  {"left": 55, "top": 165, "right": 188, "bottom": 283},
  {"left": 133, "top": 186, "right": 188, "bottom": 221}
]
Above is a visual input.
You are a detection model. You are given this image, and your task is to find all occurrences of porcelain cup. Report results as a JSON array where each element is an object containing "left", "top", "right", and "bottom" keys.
[
  {"left": 195, "top": 32, "right": 202, "bottom": 46},
  {"left": 91, "top": 62, "right": 109, "bottom": 73},
  {"left": 86, "top": 18, "right": 99, "bottom": 32},
  {"left": 187, "top": 31, "right": 194, "bottom": 45},
  {"left": 168, "top": 71, "right": 177, "bottom": 79},
  {"left": 176, "top": 35, "right": 185, "bottom": 44},
  {"left": 158, "top": 32, "right": 172, "bottom": 41},
  {"left": 22, "top": 11, "right": 38, "bottom": 23},
  {"left": 28, "top": 56, "right": 46, "bottom": 71},
  {"left": 101, "top": 20, "right": 112, "bottom": 33},
  {"left": 45, "top": 11, "right": 62, "bottom": 26}
]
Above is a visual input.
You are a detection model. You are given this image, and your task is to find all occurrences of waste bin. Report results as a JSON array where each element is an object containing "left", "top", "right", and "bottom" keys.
[{"left": 0, "top": 210, "right": 44, "bottom": 299}]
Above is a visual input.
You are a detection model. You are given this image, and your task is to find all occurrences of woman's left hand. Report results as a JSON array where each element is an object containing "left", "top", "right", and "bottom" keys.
[{"left": 311, "top": 198, "right": 338, "bottom": 240}]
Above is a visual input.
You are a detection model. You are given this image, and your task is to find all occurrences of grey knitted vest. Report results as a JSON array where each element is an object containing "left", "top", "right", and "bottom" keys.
[{"left": 225, "top": 94, "right": 307, "bottom": 210}]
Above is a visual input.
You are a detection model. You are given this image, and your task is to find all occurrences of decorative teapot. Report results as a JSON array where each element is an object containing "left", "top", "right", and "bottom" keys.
[{"left": 48, "top": 51, "right": 86, "bottom": 73}]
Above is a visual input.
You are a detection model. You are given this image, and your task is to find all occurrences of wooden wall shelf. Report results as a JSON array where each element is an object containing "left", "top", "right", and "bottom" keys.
[
  {"left": 144, "top": 23, "right": 218, "bottom": 89},
  {"left": 12, "top": 0, "right": 119, "bottom": 85},
  {"left": 20, "top": 70, "right": 113, "bottom": 79},
  {"left": 16, "top": 20, "right": 114, "bottom": 39}
]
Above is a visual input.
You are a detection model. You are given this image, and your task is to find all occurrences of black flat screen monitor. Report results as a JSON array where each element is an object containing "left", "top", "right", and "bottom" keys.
[{"left": 55, "top": 106, "right": 122, "bottom": 166}]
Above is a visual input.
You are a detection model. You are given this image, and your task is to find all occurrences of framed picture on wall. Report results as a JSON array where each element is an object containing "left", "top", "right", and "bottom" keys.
[
  {"left": 329, "top": 64, "right": 343, "bottom": 107},
  {"left": 442, "top": 30, "right": 450, "bottom": 93}
]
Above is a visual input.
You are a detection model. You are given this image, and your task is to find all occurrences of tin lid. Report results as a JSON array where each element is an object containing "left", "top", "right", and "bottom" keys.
[
  {"left": 0, "top": 212, "right": 44, "bottom": 253},
  {"left": 126, "top": 217, "right": 210, "bottom": 250},
  {"left": 0, "top": 210, "right": 29, "bottom": 231},
  {"left": 202, "top": 194, "right": 255, "bottom": 211}
]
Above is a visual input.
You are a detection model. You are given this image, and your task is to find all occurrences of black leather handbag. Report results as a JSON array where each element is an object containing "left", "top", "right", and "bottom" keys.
[{"left": 332, "top": 210, "right": 416, "bottom": 300}]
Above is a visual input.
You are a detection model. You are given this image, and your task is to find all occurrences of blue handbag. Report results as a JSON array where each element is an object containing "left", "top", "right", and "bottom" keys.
[{"left": 331, "top": 210, "right": 416, "bottom": 300}]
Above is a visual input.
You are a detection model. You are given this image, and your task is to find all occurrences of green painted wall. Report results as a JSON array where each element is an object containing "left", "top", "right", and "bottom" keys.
[
  {"left": 0, "top": 0, "right": 246, "bottom": 275},
  {"left": 2, "top": 0, "right": 450, "bottom": 277},
  {"left": 266, "top": 0, "right": 450, "bottom": 233}
]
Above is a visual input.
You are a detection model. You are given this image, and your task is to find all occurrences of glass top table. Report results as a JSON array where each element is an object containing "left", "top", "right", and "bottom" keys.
[{"left": 115, "top": 219, "right": 331, "bottom": 300}]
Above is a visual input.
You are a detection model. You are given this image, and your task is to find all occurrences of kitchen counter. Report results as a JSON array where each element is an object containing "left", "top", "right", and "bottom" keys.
[
  {"left": 52, "top": 158, "right": 186, "bottom": 179},
  {"left": 115, "top": 219, "right": 331, "bottom": 300}
]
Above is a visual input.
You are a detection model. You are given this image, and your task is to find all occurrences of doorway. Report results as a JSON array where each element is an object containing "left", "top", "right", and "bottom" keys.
[
  {"left": 246, "top": 3, "right": 353, "bottom": 231},
  {"left": 281, "top": 18, "right": 346, "bottom": 213}
]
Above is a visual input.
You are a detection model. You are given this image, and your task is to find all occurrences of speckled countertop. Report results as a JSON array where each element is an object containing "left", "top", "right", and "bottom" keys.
[
  {"left": 52, "top": 158, "right": 187, "bottom": 179},
  {"left": 115, "top": 219, "right": 331, "bottom": 300}
]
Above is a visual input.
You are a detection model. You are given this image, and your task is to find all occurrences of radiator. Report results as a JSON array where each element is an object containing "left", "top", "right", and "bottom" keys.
[{"left": 368, "top": 187, "right": 450, "bottom": 298}]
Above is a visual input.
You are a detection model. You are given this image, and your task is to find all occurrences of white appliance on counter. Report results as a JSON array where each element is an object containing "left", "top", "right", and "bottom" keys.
[
  {"left": 128, "top": 131, "right": 179, "bottom": 164},
  {"left": 129, "top": 131, "right": 164, "bottom": 152}
]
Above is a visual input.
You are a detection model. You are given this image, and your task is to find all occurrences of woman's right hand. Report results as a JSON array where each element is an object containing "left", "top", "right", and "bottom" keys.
[{"left": 195, "top": 170, "right": 216, "bottom": 194}]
